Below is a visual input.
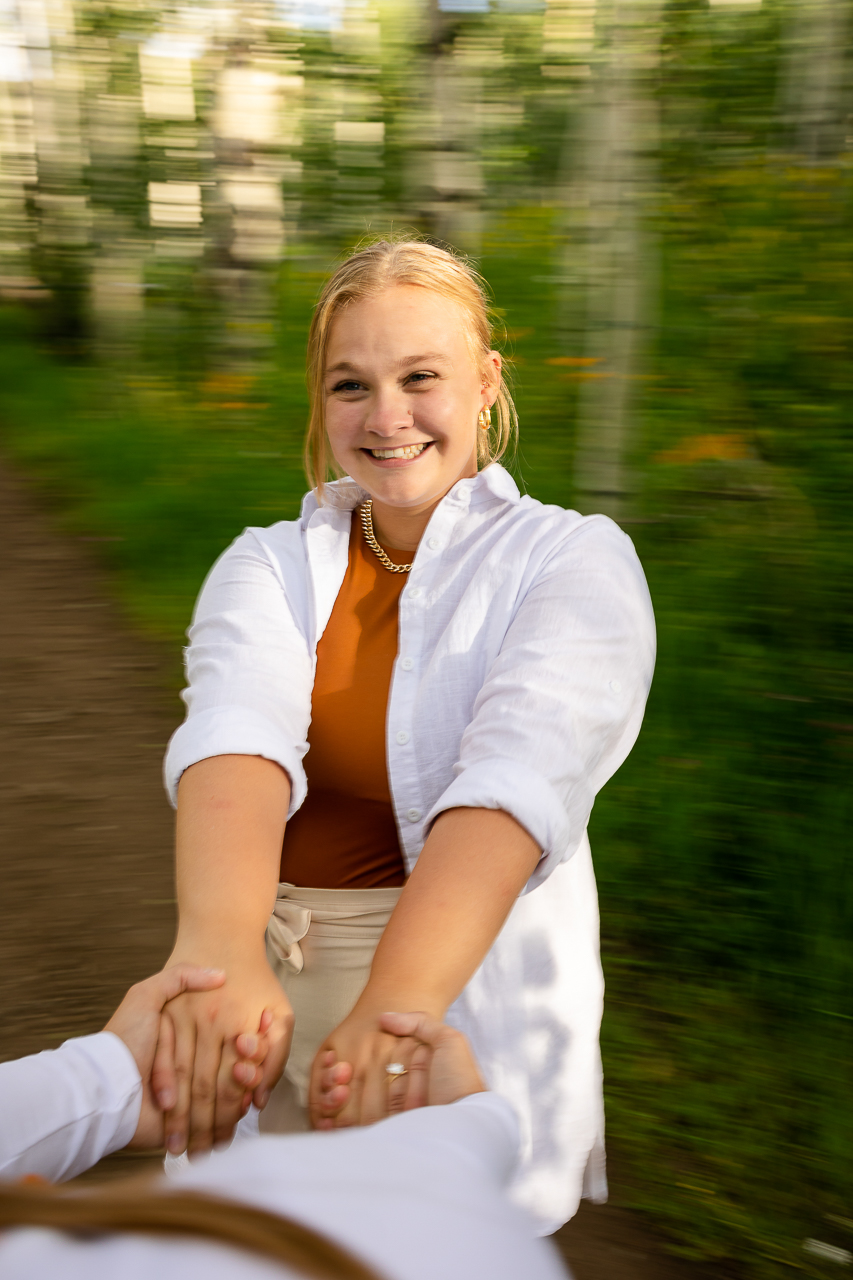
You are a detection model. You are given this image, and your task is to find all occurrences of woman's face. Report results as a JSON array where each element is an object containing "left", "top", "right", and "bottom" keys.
[{"left": 323, "top": 284, "right": 500, "bottom": 519}]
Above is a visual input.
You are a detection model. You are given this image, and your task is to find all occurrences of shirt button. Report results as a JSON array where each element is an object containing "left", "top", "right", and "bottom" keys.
[
  {"left": 396, "top": 730, "right": 410, "bottom": 745},
  {"left": 401, "top": 657, "right": 414, "bottom": 671},
  {"left": 408, "top": 586, "right": 422, "bottom": 600},
  {"left": 609, "top": 679, "right": 622, "bottom": 693},
  {"left": 427, "top": 537, "right": 439, "bottom": 550},
  {"left": 406, "top": 808, "right": 422, "bottom": 823}
]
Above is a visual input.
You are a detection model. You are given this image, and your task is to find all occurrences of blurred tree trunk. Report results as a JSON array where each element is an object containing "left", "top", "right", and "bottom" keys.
[
  {"left": 780, "top": 0, "right": 849, "bottom": 162},
  {"left": 28, "top": 0, "right": 92, "bottom": 351},
  {"left": 556, "top": 0, "right": 661, "bottom": 521},
  {"left": 402, "top": 1, "right": 483, "bottom": 256}
]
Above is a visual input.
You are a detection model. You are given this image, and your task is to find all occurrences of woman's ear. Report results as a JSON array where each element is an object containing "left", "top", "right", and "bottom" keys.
[{"left": 484, "top": 350, "right": 502, "bottom": 402}]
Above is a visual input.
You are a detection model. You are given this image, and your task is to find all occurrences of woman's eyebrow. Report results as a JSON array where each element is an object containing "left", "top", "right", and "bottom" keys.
[
  {"left": 325, "top": 352, "right": 449, "bottom": 376},
  {"left": 397, "top": 351, "right": 448, "bottom": 369}
]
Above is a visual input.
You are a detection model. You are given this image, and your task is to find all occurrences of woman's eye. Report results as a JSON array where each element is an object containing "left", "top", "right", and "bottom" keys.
[
  {"left": 332, "top": 380, "right": 363, "bottom": 393},
  {"left": 407, "top": 372, "right": 434, "bottom": 385}
]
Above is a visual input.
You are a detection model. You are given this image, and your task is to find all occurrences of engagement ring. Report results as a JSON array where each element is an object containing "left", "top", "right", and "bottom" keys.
[{"left": 385, "top": 1062, "right": 408, "bottom": 1079}]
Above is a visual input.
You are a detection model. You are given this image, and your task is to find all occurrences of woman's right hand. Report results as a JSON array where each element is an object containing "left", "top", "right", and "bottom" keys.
[{"left": 153, "top": 952, "right": 293, "bottom": 1156}]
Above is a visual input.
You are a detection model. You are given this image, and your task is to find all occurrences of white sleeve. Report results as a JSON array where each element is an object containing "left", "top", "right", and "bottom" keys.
[
  {"left": 358, "top": 1090, "right": 522, "bottom": 1187},
  {"left": 0, "top": 1032, "right": 142, "bottom": 1182},
  {"left": 163, "top": 531, "right": 314, "bottom": 816},
  {"left": 427, "top": 515, "right": 655, "bottom": 889}
]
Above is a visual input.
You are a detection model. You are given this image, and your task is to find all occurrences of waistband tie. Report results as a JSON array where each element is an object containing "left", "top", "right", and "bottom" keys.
[{"left": 266, "top": 899, "right": 312, "bottom": 974}]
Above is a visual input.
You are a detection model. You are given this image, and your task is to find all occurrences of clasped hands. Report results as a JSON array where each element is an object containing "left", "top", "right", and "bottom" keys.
[{"left": 112, "top": 955, "right": 483, "bottom": 1157}]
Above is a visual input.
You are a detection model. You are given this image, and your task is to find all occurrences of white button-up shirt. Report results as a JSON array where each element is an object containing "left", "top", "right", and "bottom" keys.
[{"left": 164, "top": 463, "right": 656, "bottom": 1232}]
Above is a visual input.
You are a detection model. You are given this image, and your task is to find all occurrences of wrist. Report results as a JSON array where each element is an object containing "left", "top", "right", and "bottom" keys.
[
  {"left": 169, "top": 933, "right": 270, "bottom": 971},
  {"left": 354, "top": 982, "right": 447, "bottom": 1022}
]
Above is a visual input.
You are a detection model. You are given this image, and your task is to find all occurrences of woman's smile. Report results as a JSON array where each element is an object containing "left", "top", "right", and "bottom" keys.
[{"left": 363, "top": 440, "right": 435, "bottom": 464}]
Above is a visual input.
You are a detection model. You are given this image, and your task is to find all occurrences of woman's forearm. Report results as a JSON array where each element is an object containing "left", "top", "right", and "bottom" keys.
[
  {"left": 358, "top": 807, "right": 541, "bottom": 1017},
  {"left": 172, "top": 755, "right": 290, "bottom": 962}
]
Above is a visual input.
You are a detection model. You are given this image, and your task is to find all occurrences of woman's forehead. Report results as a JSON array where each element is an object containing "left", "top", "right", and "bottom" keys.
[{"left": 326, "top": 286, "right": 470, "bottom": 366}]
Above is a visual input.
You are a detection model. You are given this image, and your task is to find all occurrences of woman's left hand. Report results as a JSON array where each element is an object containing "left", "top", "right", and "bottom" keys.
[{"left": 308, "top": 1004, "right": 430, "bottom": 1129}]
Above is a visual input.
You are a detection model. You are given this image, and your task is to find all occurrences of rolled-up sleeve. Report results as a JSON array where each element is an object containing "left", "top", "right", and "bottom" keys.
[
  {"left": 426, "top": 516, "right": 655, "bottom": 890},
  {"left": 163, "top": 531, "right": 314, "bottom": 816}
]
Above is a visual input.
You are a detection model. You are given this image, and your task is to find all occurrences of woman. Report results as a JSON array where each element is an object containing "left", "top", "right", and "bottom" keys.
[{"left": 158, "top": 239, "right": 656, "bottom": 1233}]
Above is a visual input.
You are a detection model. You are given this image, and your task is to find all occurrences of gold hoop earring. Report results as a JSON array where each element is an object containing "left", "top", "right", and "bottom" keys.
[{"left": 478, "top": 407, "right": 491, "bottom": 431}]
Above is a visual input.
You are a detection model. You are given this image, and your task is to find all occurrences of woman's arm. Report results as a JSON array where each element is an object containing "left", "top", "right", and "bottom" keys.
[
  {"left": 159, "top": 754, "right": 294, "bottom": 1156},
  {"left": 308, "top": 807, "right": 540, "bottom": 1127}
]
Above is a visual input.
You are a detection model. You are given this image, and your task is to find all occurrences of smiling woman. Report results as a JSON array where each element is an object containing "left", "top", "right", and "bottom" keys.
[{"left": 156, "top": 238, "right": 656, "bottom": 1235}]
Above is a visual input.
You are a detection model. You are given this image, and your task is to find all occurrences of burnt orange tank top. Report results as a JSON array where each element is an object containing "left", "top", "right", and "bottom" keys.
[{"left": 279, "top": 512, "right": 408, "bottom": 889}]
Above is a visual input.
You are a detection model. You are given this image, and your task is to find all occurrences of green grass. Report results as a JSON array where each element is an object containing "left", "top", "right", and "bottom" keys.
[{"left": 1, "top": 197, "right": 851, "bottom": 1277}]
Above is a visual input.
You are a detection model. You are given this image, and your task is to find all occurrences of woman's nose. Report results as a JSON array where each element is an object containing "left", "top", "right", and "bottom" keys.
[{"left": 363, "top": 388, "right": 412, "bottom": 438}]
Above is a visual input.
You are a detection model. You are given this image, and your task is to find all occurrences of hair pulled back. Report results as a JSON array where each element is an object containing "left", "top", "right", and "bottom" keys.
[{"left": 304, "top": 238, "right": 517, "bottom": 495}]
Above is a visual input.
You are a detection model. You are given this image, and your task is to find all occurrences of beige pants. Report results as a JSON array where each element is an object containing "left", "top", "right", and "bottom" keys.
[{"left": 259, "top": 882, "right": 402, "bottom": 1134}]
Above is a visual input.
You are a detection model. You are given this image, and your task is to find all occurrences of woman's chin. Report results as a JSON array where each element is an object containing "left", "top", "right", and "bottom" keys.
[{"left": 353, "top": 463, "right": 443, "bottom": 508}]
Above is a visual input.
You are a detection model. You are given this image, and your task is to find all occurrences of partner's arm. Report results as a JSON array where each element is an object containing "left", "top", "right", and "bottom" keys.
[
  {"left": 160, "top": 754, "right": 294, "bottom": 1156},
  {"left": 309, "top": 806, "right": 539, "bottom": 1126},
  {"left": 0, "top": 965, "right": 266, "bottom": 1183}
]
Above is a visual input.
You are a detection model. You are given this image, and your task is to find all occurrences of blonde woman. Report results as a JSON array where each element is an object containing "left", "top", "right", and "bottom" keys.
[{"left": 158, "top": 239, "right": 656, "bottom": 1233}]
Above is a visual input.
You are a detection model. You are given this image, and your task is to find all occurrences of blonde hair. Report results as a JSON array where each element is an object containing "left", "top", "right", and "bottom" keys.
[
  {"left": 304, "top": 238, "right": 518, "bottom": 496},
  {"left": 0, "top": 1181, "right": 381, "bottom": 1279}
]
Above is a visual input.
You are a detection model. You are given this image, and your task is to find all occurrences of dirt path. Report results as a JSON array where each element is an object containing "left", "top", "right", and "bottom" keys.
[{"left": 0, "top": 458, "right": 724, "bottom": 1279}]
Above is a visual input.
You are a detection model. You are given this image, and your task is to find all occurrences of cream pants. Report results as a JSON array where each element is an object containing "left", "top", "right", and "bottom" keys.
[{"left": 259, "top": 881, "right": 402, "bottom": 1134}]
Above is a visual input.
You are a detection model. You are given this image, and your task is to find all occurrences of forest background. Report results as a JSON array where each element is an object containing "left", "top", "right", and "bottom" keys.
[{"left": 0, "top": 1, "right": 851, "bottom": 1276}]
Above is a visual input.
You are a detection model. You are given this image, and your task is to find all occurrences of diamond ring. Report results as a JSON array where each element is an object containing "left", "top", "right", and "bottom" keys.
[{"left": 385, "top": 1062, "right": 408, "bottom": 1079}]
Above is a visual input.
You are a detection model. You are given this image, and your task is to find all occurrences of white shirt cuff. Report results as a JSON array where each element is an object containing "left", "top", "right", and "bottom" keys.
[
  {"left": 426, "top": 759, "right": 573, "bottom": 891},
  {"left": 163, "top": 706, "right": 308, "bottom": 814}
]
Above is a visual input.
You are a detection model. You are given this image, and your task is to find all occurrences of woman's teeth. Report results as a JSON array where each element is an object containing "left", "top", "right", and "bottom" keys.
[{"left": 369, "top": 442, "right": 430, "bottom": 460}]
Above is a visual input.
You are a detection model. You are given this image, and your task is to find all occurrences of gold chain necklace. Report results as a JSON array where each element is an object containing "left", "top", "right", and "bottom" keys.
[{"left": 359, "top": 500, "right": 413, "bottom": 574}]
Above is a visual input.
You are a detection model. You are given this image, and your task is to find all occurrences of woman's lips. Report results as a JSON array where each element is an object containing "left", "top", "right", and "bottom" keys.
[{"left": 360, "top": 441, "right": 435, "bottom": 467}]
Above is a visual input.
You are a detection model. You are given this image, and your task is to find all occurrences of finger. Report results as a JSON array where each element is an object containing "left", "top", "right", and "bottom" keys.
[
  {"left": 356, "top": 1033, "right": 413, "bottom": 1127},
  {"left": 358, "top": 1056, "right": 389, "bottom": 1126},
  {"left": 253, "top": 1011, "right": 291, "bottom": 1110},
  {"left": 319, "top": 1083, "right": 350, "bottom": 1113},
  {"left": 233, "top": 1060, "right": 264, "bottom": 1089},
  {"left": 309, "top": 1047, "right": 334, "bottom": 1093},
  {"left": 379, "top": 1011, "right": 446, "bottom": 1047},
  {"left": 403, "top": 1042, "right": 431, "bottom": 1111},
  {"left": 308, "top": 1042, "right": 335, "bottom": 1126},
  {"left": 316, "top": 1061, "right": 353, "bottom": 1119},
  {"left": 311, "top": 1047, "right": 361, "bottom": 1129},
  {"left": 151, "top": 1012, "right": 177, "bottom": 1111},
  {"left": 233, "top": 1032, "right": 268, "bottom": 1065},
  {"left": 187, "top": 1028, "right": 222, "bottom": 1155},
  {"left": 320, "top": 1060, "right": 352, "bottom": 1092},
  {"left": 163, "top": 1012, "right": 196, "bottom": 1156},
  {"left": 213, "top": 1041, "right": 246, "bottom": 1147},
  {"left": 384, "top": 1037, "right": 419, "bottom": 1117},
  {"left": 146, "top": 966, "right": 226, "bottom": 1010}
]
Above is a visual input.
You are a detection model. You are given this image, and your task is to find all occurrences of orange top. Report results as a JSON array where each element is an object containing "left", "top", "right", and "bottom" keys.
[{"left": 279, "top": 512, "right": 408, "bottom": 889}]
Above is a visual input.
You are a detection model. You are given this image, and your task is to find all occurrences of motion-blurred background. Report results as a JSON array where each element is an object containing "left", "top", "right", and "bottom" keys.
[{"left": 0, "top": 1, "right": 851, "bottom": 1275}]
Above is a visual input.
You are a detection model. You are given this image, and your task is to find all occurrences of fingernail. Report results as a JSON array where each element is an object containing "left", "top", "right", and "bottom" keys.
[
  {"left": 202, "top": 968, "right": 225, "bottom": 977},
  {"left": 166, "top": 1133, "right": 184, "bottom": 1154},
  {"left": 258, "top": 1090, "right": 270, "bottom": 1109},
  {"left": 242, "top": 1036, "right": 257, "bottom": 1055},
  {"left": 157, "top": 1089, "right": 175, "bottom": 1109}
]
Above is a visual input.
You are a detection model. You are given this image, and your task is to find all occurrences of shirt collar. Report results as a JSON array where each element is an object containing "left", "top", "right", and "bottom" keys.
[{"left": 300, "top": 463, "right": 520, "bottom": 528}]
